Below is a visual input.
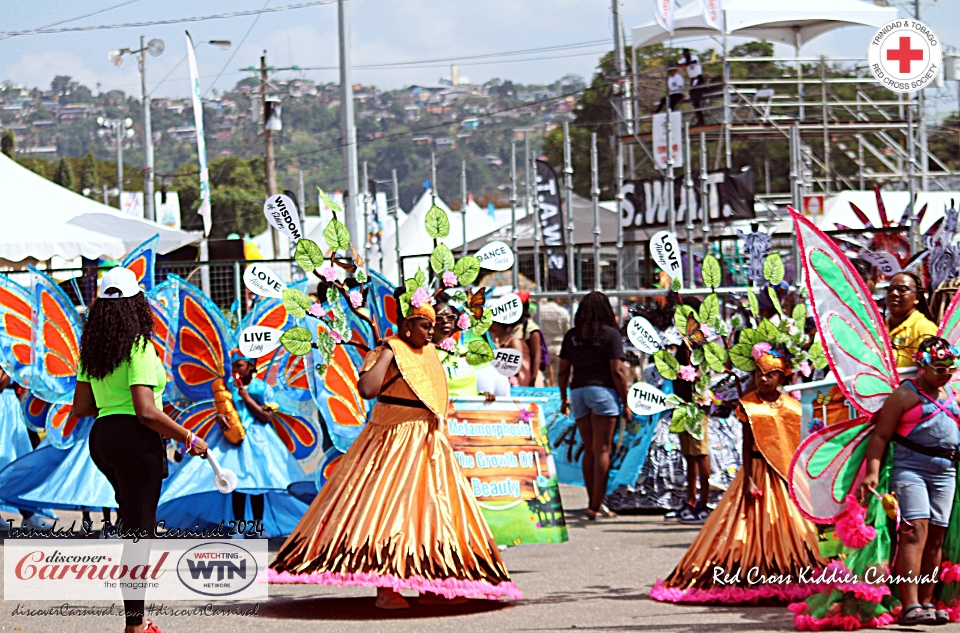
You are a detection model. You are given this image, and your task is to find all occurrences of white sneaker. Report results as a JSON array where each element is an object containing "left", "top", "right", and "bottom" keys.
[{"left": 22, "top": 515, "right": 53, "bottom": 531}]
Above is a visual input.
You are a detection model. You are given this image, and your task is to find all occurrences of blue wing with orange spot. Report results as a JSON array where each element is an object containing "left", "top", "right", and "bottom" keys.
[
  {"left": 44, "top": 402, "right": 95, "bottom": 450},
  {"left": 29, "top": 266, "right": 83, "bottom": 403},
  {"left": 0, "top": 275, "right": 36, "bottom": 387},
  {"left": 368, "top": 270, "right": 399, "bottom": 339},
  {"left": 172, "top": 277, "right": 232, "bottom": 401},
  {"left": 20, "top": 392, "right": 51, "bottom": 434},
  {"left": 310, "top": 338, "right": 371, "bottom": 453},
  {"left": 268, "top": 411, "right": 320, "bottom": 460},
  {"left": 120, "top": 234, "right": 159, "bottom": 292},
  {"left": 176, "top": 400, "right": 220, "bottom": 440},
  {"left": 314, "top": 446, "right": 344, "bottom": 489}
]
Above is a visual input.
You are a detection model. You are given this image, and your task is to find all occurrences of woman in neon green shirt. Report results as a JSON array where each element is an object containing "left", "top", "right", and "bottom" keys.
[{"left": 73, "top": 267, "right": 207, "bottom": 633}]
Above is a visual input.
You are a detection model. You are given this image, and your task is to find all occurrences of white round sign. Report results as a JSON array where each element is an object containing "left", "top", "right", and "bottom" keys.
[
  {"left": 626, "top": 316, "right": 662, "bottom": 354},
  {"left": 489, "top": 292, "right": 524, "bottom": 324},
  {"left": 491, "top": 347, "right": 522, "bottom": 377},
  {"left": 650, "top": 230, "right": 683, "bottom": 286},
  {"left": 263, "top": 194, "right": 303, "bottom": 241},
  {"left": 869, "top": 19, "right": 942, "bottom": 94},
  {"left": 627, "top": 382, "right": 674, "bottom": 416},
  {"left": 475, "top": 240, "right": 515, "bottom": 272},
  {"left": 243, "top": 264, "right": 287, "bottom": 299},
  {"left": 238, "top": 326, "right": 284, "bottom": 358},
  {"left": 857, "top": 251, "right": 901, "bottom": 277}
]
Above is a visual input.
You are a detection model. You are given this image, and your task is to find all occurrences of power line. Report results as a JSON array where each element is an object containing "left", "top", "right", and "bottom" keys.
[
  {"left": 0, "top": 0, "right": 336, "bottom": 37},
  {"left": 0, "top": 0, "right": 147, "bottom": 41},
  {"left": 203, "top": 0, "right": 272, "bottom": 98}
]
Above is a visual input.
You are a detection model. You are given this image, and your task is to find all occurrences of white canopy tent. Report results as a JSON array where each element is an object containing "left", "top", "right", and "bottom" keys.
[
  {"left": 631, "top": 0, "right": 898, "bottom": 49},
  {"left": 0, "top": 153, "right": 200, "bottom": 263}
]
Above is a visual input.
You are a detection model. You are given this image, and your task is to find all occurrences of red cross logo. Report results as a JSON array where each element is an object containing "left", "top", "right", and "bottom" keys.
[{"left": 886, "top": 36, "right": 924, "bottom": 74}]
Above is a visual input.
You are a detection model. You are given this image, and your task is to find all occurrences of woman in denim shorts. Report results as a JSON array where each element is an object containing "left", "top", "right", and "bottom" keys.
[
  {"left": 558, "top": 292, "right": 629, "bottom": 521},
  {"left": 859, "top": 337, "right": 960, "bottom": 625}
]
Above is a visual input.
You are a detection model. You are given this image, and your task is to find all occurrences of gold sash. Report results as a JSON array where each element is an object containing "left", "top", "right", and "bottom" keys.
[
  {"left": 740, "top": 391, "right": 801, "bottom": 481},
  {"left": 385, "top": 337, "right": 449, "bottom": 420}
]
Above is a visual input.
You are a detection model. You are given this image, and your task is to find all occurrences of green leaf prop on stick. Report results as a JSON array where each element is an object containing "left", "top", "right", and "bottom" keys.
[
  {"left": 317, "top": 187, "right": 342, "bottom": 215},
  {"left": 792, "top": 302, "right": 807, "bottom": 323},
  {"left": 282, "top": 288, "right": 311, "bottom": 319},
  {"left": 729, "top": 342, "right": 757, "bottom": 372},
  {"left": 280, "top": 327, "right": 313, "bottom": 356},
  {"left": 471, "top": 308, "right": 493, "bottom": 336},
  {"left": 701, "top": 254, "right": 721, "bottom": 289},
  {"left": 324, "top": 219, "right": 351, "bottom": 252},
  {"left": 294, "top": 238, "right": 325, "bottom": 273},
  {"left": 768, "top": 285, "right": 785, "bottom": 316},
  {"left": 465, "top": 339, "right": 495, "bottom": 366},
  {"left": 699, "top": 293, "right": 720, "bottom": 324},
  {"left": 430, "top": 243, "right": 455, "bottom": 273},
  {"left": 424, "top": 204, "right": 451, "bottom": 239},
  {"left": 674, "top": 304, "right": 696, "bottom": 332},
  {"left": 703, "top": 341, "right": 728, "bottom": 372},
  {"left": 454, "top": 256, "right": 481, "bottom": 285},
  {"left": 747, "top": 289, "right": 760, "bottom": 319},
  {"left": 763, "top": 252, "right": 785, "bottom": 285},
  {"left": 654, "top": 350, "right": 679, "bottom": 380}
]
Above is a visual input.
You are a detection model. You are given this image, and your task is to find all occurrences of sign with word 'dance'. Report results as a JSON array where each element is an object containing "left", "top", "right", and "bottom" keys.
[
  {"left": 627, "top": 382, "right": 674, "bottom": 416},
  {"left": 626, "top": 316, "right": 662, "bottom": 354},
  {"left": 650, "top": 230, "right": 683, "bottom": 286},
  {"left": 243, "top": 264, "right": 287, "bottom": 299},
  {"left": 492, "top": 347, "right": 522, "bottom": 377},
  {"left": 490, "top": 292, "right": 523, "bottom": 324},
  {"left": 475, "top": 240, "right": 515, "bottom": 271},
  {"left": 263, "top": 194, "right": 302, "bottom": 241},
  {"left": 858, "top": 251, "right": 901, "bottom": 276},
  {"left": 239, "top": 326, "right": 284, "bottom": 359}
]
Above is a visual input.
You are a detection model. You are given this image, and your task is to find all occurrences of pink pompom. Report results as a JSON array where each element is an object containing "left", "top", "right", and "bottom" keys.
[
  {"left": 349, "top": 290, "right": 363, "bottom": 308},
  {"left": 457, "top": 313, "right": 471, "bottom": 330},
  {"left": 411, "top": 287, "right": 430, "bottom": 308},
  {"left": 678, "top": 365, "right": 697, "bottom": 381},
  {"left": 800, "top": 360, "right": 812, "bottom": 377},
  {"left": 442, "top": 271, "right": 458, "bottom": 287},
  {"left": 319, "top": 265, "right": 336, "bottom": 282},
  {"left": 700, "top": 323, "right": 715, "bottom": 339},
  {"left": 307, "top": 303, "right": 324, "bottom": 318},
  {"left": 834, "top": 494, "right": 876, "bottom": 549},
  {"left": 330, "top": 330, "right": 343, "bottom": 343},
  {"left": 439, "top": 337, "right": 455, "bottom": 352},
  {"left": 751, "top": 342, "right": 772, "bottom": 361}
]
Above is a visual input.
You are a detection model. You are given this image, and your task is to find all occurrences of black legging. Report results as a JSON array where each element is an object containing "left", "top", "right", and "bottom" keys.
[
  {"left": 89, "top": 414, "right": 166, "bottom": 627},
  {"left": 232, "top": 492, "right": 265, "bottom": 525}
]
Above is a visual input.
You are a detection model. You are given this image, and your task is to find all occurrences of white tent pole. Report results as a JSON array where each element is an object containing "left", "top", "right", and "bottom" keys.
[
  {"left": 723, "top": 25, "right": 732, "bottom": 170},
  {"left": 796, "top": 28, "right": 804, "bottom": 121}
]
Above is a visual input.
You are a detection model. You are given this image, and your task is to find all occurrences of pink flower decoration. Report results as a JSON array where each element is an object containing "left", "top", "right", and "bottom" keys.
[
  {"left": 349, "top": 290, "right": 363, "bottom": 308},
  {"left": 519, "top": 408, "right": 534, "bottom": 423},
  {"left": 439, "top": 337, "right": 455, "bottom": 352},
  {"left": 834, "top": 494, "right": 876, "bottom": 549},
  {"left": 442, "top": 271, "right": 458, "bottom": 287},
  {"left": 319, "top": 265, "right": 336, "bottom": 282},
  {"left": 307, "top": 303, "right": 324, "bottom": 318},
  {"left": 457, "top": 313, "right": 471, "bottom": 330},
  {"left": 700, "top": 323, "right": 714, "bottom": 339},
  {"left": 678, "top": 365, "right": 697, "bottom": 382},
  {"left": 800, "top": 360, "right": 812, "bottom": 377},
  {"left": 410, "top": 286, "right": 430, "bottom": 308},
  {"left": 751, "top": 342, "right": 772, "bottom": 361},
  {"left": 330, "top": 330, "right": 343, "bottom": 343}
]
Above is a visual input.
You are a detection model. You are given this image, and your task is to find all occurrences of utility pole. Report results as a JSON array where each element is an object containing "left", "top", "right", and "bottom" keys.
[
  {"left": 140, "top": 35, "right": 155, "bottom": 222},
  {"left": 261, "top": 52, "right": 280, "bottom": 258},
  {"left": 391, "top": 169, "right": 401, "bottom": 284},
  {"left": 430, "top": 152, "right": 438, "bottom": 201},
  {"left": 460, "top": 160, "right": 468, "bottom": 255},
  {"left": 338, "top": 0, "right": 360, "bottom": 257}
]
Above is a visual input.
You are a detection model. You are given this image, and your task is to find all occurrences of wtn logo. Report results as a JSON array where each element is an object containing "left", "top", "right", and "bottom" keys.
[{"left": 185, "top": 559, "right": 247, "bottom": 581}]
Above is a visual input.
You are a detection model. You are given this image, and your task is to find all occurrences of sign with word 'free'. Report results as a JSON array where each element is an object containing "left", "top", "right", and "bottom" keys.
[
  {"left": 492, "top": 347, "right": 522, "bottom": 377},
  {"left": 263, "top": 194, "right": 302, "bottom": 241},
  {"left": 490, "top": 292, "right": 523, "bottom": 324},
  {"left": 239, "top": 326, "right": 284, "bottom": 358},
  {"left": 243, "top": 264, "right": 287, "bottom": 299},
  {"left": 475, "top": 240, "right": 515, "bottom": 272},
  {"left": 858, "top": 251, "right": 901, "bottom": 276},
  {"left": 626, "top": 316, "right": 662, "bottom": 354},
  {"left": 650, "top": 230, "right": 683, "bottom": 286},
  {"left": 446, "top": 397, "right": 568, "bottom": 546},
  {"left": 627, "top": 382, "right": 675, "bottom": 416}
]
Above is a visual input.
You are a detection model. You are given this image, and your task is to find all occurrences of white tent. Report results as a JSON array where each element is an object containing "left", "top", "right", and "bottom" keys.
[
  {"left": 631, "top": 0, "right": 897, "bottom": 49},
  {"left": 0, "top": 153, "right": 200, "bottom": 262}
]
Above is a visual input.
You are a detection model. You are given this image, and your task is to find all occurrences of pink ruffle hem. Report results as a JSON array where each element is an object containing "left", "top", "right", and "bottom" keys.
[
  {"left": 265, "top": 569, "right": 523, "bottom": 601},
  {"left": 650, "top": 579, "right": 823, "bottom": 604}
]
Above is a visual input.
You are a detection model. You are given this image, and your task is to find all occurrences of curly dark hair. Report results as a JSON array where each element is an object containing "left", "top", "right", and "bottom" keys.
[
  {"left": 574, "top": 291, "right": 617, "bottom": 344},
  {"left": 79, "top": 294, "right": 155, "bottom": 380}
]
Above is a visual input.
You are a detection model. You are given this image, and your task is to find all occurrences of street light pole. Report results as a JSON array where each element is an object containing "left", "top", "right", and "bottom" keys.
[{"left": 140, "top": 35, "right": 155, "bottom": 222}]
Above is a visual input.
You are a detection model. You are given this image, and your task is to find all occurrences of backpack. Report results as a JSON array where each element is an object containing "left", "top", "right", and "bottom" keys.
[{"left": 524, "top": 321, "right": 550, "bottom": 370}]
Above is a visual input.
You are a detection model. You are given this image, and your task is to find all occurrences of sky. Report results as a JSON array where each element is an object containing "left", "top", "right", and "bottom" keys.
[{"left": 0, "top": 0, "right": 957, "bottom": 107}]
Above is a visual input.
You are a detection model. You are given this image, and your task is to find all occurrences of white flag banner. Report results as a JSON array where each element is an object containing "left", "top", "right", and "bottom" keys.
[
  {"left": 654, "top": 0, "right": 674, "bottom": 36},
  {"left": 699, "top": 0, "right": 724, "bottom": 33},
  {"left": 186, "top": 32, "right": 211, "bottom": 236}
]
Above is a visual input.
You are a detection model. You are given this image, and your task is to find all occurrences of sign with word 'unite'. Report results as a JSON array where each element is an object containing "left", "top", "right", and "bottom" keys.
[{"left": 490, "top": 292, "right": 524, "bottom": 324}]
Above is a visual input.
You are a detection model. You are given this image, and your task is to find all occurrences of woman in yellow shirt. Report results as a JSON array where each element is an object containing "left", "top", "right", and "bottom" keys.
[{"left": 886, "top": 272, "right": 938, "bottom": 368}]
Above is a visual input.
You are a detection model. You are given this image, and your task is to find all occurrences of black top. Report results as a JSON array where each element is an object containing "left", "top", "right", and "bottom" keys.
[
  {"left": 559, "top": 325, "right": 625, "bottom": 390},
  {"left": 672, "top": 344, "right": 694, "bottom": 401}
]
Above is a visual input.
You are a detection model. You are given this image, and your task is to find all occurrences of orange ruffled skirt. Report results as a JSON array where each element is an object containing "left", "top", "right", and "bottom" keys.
[
  {"left": 269, "top": 407, "right": 521, "bottom": 600},
  {"left": 652, "top": 455, "right": 827, "bottom": 603}
]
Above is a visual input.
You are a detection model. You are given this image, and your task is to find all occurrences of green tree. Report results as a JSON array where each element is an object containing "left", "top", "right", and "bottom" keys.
[
  {"left": 53, "top": 157, "right": 75, "bottom": 190},
  {"left": 174, "top": 156, "right": 266, "bottom": 238},
  {"left": 79, "top": 152, "right": 98, "bottom": 192},
  {"left": 1, "top": 130, "right": 14, "bottom": 158}
]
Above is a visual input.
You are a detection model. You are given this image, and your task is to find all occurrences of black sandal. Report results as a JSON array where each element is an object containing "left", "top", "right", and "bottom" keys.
[
  {"left": 900, "top": 603, "right": 935, "bottom": 625},
  {"left": 922, "top": 603, "right": 950, "bottom": 625}
]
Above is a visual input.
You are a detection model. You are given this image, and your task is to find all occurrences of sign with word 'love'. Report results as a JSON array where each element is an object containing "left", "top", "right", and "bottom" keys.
[
  {"left": 650, "top": 230, "right": 683, "bottom": 286},
  {"left": 243, "top": 264, "right": 287, "bottom": 299}
]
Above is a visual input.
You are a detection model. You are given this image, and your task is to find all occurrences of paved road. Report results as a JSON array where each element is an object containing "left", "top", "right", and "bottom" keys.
[{"left": 0, "top": 485, "right": 796, "bottom": 633}]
